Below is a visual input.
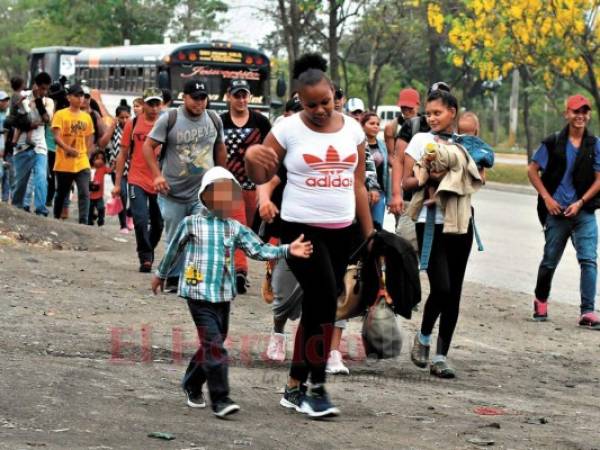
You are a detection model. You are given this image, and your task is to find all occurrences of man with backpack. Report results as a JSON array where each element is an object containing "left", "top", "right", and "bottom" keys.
[
  {"left": 112, "top": 88, "right": 164, "bottom": 272},
  {"left": 528, "top": 94, "right": 600, "bottom": 329},
  {"left": 143, "top": 79, "right": 226, "bottom": 287}
]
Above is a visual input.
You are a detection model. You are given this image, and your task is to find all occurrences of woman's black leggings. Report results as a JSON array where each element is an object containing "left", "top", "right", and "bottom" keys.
[
  {"left": 281, "top": 221, "right": 354, "bottom": 385},
  {"left": 416, "top": 222, "right": 473, "bottom": 356}
]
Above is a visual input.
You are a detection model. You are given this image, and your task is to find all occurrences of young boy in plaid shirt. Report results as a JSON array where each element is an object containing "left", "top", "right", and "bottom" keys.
[{"left": 152, "top": 167, "right": 312, "bottom": 418}]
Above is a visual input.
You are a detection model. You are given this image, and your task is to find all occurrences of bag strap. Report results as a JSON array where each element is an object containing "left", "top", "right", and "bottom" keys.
[
  {"left": 128, "top": 116, "right": 138, "bottom": 156},
  {"left": 349, "top": 230, "right": 377, "bottom": 262},
  {"left": 376, "top": 255, "right": 393, "bottom": 305},
  {"left": 159, "top": 108, "right": 178, "bottom": 163},
  {"left": 410, "top": 116, "right": 421, "bottom": 139}
]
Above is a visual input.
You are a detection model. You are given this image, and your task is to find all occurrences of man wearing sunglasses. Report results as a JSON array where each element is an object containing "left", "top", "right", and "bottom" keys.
[
  {"left": 528, "top": 94, "right": 600, "bottom": 329},
  {"left": 220, "top": 78, "right": 272, "bottom": 294}
]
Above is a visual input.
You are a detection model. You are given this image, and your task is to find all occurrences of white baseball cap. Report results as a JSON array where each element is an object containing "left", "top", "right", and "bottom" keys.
[
  {"left": 197, "top": 167, "right": 241, "bottom": 205},
  {"left": 346, "top": 97, "right": 365, "bottom": 113},
  {"left": 0, "top": 90, "right": 9, "bottom": 101}
]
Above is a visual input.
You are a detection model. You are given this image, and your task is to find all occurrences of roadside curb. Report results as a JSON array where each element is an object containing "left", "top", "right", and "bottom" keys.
[{"left": 485, "top": 181, "right": 536, "bottom": 196}]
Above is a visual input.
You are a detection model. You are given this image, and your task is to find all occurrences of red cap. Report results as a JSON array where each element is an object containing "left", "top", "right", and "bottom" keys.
[
  {"left": 566, "top": 94, "right": 591, "bottom": 111},
  {"left": 397, "top": 88, "right": 420, "bottom": 108}
]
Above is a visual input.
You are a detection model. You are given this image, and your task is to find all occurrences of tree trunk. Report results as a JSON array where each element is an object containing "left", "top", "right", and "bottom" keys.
[
  {"left": 508, "top": 69, "right": 520, "bottom": 147},
  {"left": 520, "top": 67, "right": 533, "bottom": 161},
  {"left": 278, "top": 0, "right": 300, "bottom": 95},
  {"left": 328, "top": 0, "right": 340, "bottom": 86},
  {"left": 492, "top": 91, "right": 499, "bottom": 146}
]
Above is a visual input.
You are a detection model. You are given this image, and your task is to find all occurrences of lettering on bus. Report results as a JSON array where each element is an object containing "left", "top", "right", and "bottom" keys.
[
  {"left": 198, "top": 50, "right": 242, "bottom": 63},
  {"left": 181, "top": 67, "right": 261, "bottom": 81}
]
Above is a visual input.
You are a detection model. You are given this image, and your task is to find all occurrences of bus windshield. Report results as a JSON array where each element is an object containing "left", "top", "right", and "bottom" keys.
[{"left": 170, "top": 64, "right": 269, "bottom": 108}]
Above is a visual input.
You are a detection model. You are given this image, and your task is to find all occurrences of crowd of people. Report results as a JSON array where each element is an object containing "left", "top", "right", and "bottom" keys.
[{"left": 1, "top": 51, "right": 599, "bottom": 420}]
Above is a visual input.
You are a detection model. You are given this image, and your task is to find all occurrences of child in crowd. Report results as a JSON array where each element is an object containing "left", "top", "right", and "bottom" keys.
[
  {"left": 88, "top": 150, "right": 111, "bottom": 226},
  {"left": 7, "top": 76, "right": 46, "bottom": 148},
  {"left": 458, "top": 111, "right": 480, "bottom": 136},
  {"left": 151, "top": 167, "right": 312, "bottom": 418}
]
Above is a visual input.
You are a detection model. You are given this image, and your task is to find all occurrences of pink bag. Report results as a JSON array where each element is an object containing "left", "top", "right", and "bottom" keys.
[{"left": 106, "top": 196, "right": 123, "bottom": 216}]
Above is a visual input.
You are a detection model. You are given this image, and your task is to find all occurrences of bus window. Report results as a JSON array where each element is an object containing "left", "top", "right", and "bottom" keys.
[
  {"left": 137, "top": 67, "right": 144, "bottom": 92},
  {"left": 108, "top": 68, "right": 115, "bottom": 90},
  {"left": 119, "top": 67, "right": 126, "bottom": 91}
]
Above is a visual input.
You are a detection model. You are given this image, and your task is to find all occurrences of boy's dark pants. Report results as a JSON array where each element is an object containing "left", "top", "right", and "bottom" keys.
[
  {"left": 88, "top": 198, "right": 105, "bottom": 226},
  {"left": 183, "top": 299, "right": 230, "bottom": 405}
]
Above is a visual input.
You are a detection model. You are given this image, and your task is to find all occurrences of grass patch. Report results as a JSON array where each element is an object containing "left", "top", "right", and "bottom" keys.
[{"left": 486, "top": 163, "right": 530, "bottom": 185}]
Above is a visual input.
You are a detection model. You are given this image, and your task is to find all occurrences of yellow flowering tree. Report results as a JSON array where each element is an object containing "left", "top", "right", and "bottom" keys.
[{"left": 428, "top": 0, "right": 600, "bottom": 128}]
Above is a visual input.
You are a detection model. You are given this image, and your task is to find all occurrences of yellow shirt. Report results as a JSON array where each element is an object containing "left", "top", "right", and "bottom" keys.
[{"left": 52, "top": 109, "right": 94, "bottom": 173}]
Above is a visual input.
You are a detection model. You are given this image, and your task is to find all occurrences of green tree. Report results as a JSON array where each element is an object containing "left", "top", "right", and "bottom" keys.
[{"left": 168, "top": 0, "right": 228, "bottom": 42}]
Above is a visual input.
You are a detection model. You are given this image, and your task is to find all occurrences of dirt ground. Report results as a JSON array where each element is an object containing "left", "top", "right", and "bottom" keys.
[{"left": 1, "top": 203, "right": 599, "bottom": 450}]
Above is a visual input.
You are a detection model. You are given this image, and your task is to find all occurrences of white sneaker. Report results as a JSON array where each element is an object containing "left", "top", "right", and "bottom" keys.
[
  {"left": 266, "top": 332, "right": 286, "bottom": 361},
  {"left": 326, "top": 350, "right": 349, "bottom": 375}
]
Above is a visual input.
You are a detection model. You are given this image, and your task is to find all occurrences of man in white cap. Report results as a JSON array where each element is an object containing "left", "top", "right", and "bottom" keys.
[{"left": 346, "top": 97, "right": 365, "bottom": 122}]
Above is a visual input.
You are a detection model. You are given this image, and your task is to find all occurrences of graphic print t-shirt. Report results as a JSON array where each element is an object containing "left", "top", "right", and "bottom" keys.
[
  {"left": 148, "top": 107, "right": 224, "bottom": 203},
  {"left": 51, "top": 109, "right": 94, "bottom": 173},
  {"left": 271, "top": 113, "right": 365, "bottom": 224},
  {"left": 220, "top": 110, "right": 271, "bottom": 190}
]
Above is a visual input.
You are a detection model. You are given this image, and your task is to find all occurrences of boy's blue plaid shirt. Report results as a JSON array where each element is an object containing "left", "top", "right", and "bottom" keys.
[{"left": 156, "top": 213, "right": 290, "bottom": 302}]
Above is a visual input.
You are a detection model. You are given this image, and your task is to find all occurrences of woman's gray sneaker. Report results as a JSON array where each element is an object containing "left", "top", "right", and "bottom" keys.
[
  {"left": 410, "top": 333, "right": 429, "bottom": 368},
  {"left": 430, "top": 360, "right": 456, "bottom": 379}
]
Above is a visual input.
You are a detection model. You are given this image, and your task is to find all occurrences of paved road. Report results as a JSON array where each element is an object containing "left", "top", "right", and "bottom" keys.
[{"left": 384, "top": 188, "right": 592, "bottom": 310}]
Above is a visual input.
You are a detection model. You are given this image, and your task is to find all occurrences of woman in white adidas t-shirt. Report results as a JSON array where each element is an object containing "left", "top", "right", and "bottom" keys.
[{"left": 246, "top": 54, "right": 373, "bottom": 418}]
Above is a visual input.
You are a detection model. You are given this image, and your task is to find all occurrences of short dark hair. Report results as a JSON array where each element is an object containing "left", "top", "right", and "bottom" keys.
[
  {"left": 115, "top": 99, "right": 131, "bottom": 116},
  {"left": 161, "top": 89, "right": 172, "bottom": 105},
  {"left": 90, "top": 149, "right": 105, "bottom": 163},
  {"left": 360, "top": 112, "right": 379, "bottom": 126},
  {"left": 293, "top": 53, "right": 330, "bottom": 89},
  {"left": 426, "top": 89, "right": 458, "bottom": 112},
  {"left": 10, "top": 76, "right": 25, "bottom": 91},
  {"left": 34, "top": 72, "right": 51, "bottom": 87}
]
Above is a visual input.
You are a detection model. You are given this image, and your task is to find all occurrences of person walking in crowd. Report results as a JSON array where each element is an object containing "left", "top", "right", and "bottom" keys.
[
  {"left": 132, "top": 98, "right": 144, "bottom": 118},
  {"left": 333, "top": 85, "right": 345, "bottom": 113},
  {"left": 528, "top": 94, "right": 600, "bottom": 329},
  {"left": 245, "top": 54, "right": 374, "bottom": 417},
  {"left": 151, "top": 166, "right": 312, "bottom": 418},
  {"left": 403, "top": 89, "right": 479, "bottom": 379},
  {"left": 51, "top": 84, "right": 95, "bottom": 224},
  {"left": 220, "top": 78, "right": 272, "bottom": 293},
  {"left": 101, "top": 100, "right": 133, "bottom": 233},
  {"left": 10, "top": 72, "right": 53, "bottom": 216},
  {"left": 0, "top": 91, "right": 9, "bottom": 202},
  {"left": 143, "top": 79, "right": 226, "bottom": 289},
  {"left": 386, "top": 88, "right": 420, "bottom": 215},
  {"left": 88, "top": 150, "right": 110, "bottom": 226},
  {"left": 113, "top": 89, "right": 164, "bottom": 272},
  {"left": 361, "top": 112, "right": 390, "bottom": 228},
  {"left": 346, "top": 97, "right": 365, "bottom": 122}
]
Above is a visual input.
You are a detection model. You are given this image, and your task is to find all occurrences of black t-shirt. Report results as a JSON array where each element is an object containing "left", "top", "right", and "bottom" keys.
[
  {"left": 397, "top": 114, "right": 430, "bottom": 144},
  {"left": 220, "top": 109, "right": 272, "bottom": 190}
]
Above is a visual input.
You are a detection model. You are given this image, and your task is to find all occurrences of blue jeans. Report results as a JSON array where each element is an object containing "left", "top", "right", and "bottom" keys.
[
  {"left": 11, "top": 149, "right": 48, "bottom": 215},
  {"left": 158, "top": 195, "right": 204, "bottom": 278},
  {"left": 129, "top": 185, "right": 163, "bottom": 264},
  {"left": 1, "top": 154, "right": 14, "bottom": 202},
  {"left": 371, "top": 192, "right": 386, "bottom": 228},
  {"left": 535, "top": 211, "right": 598, "bottom": 314},
  {"left": 182, "top": 299, "right": 230, "bottom": 405}
]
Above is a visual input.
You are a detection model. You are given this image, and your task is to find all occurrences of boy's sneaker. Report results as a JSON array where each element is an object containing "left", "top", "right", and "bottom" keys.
[
  {"left": 578, "top": 312, "right": 600, "bottom": 330},
  {"left": 236, "top": 271, "right": 249, "bottom": 295},
  {"left": 139, "top": 261, "right": 152, "bottom": 273},
  {"left": 185, "top": 389, "right": 206, "bottom": 408},
  {"left": 266, "top": 332, "right": 286, "bottom": 361},
  {"left": 533, "top": 299, "right": 548, "bottom": 321},
  {"left": 212, "top": 397, "right": 240, "bottom": 418},
  {"left": 299, "top": 385, "right": 340, "bottom": 418},
  {"left": 279, "top": 384, "right": 307, "bottom": 412},
  {"left": 326, "top": 350, "right": 349, "bottom": 375},
  {"left": 119, "top": 227, "right": 129, "bottom": 234},
  {"left": 410, "top": 333, "right": 429, "bottom": 368},
  {"left": 165, "top": 276, "right": 179, "bottom": 293}
]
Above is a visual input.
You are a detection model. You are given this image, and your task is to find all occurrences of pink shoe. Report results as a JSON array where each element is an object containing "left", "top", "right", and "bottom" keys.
[
  {"left": 533, "top": 299, "right": 548, "bottom": 321},
  {"left": 578, "top": 312, "right": 600, "bottom": 330},
  {"left": 119, "top": 227, "right": 129, "bottom": 235},
  {"left": 126, "top": 216, "right": 134, "bottom": 230}
]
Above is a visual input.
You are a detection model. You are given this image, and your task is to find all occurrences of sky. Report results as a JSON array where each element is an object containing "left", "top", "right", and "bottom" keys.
[{"left": 211, "top": 0, "right": 275, "bottom": 49}]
